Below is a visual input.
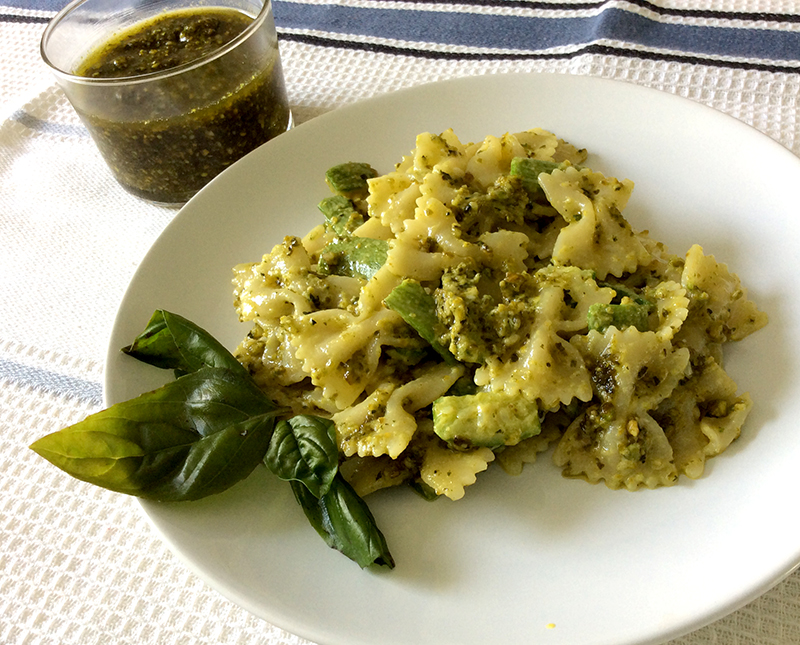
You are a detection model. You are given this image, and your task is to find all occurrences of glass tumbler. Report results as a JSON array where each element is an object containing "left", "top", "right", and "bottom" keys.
[{"left": 41, "top": 0, "right": 292, "bottom": 206}]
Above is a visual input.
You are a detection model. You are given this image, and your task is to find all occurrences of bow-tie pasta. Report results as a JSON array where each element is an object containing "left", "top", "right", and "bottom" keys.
[{"left": 233, "top": 128, "right": 767, "bottom": 500}]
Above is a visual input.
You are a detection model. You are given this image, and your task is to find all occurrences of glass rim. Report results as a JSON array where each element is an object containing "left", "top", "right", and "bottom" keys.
[{"left": 40, "top": 0, "right": 272, "bottom": 86}]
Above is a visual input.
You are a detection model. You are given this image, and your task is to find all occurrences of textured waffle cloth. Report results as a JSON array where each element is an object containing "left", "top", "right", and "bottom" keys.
[{"left": 2, "top": 1, "right": 800, "bottom": 644}]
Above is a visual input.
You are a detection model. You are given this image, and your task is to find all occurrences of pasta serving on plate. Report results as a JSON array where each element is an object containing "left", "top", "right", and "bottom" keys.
[{"left": 232, "top": 127, "right": 768, "bottom": 500}]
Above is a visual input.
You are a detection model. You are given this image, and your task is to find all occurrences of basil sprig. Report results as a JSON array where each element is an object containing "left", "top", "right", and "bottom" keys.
[
  {"left": 29, "top": 310, "right": 394, "bottom": 569},
  {"left": 267, "top": 416, "right": 395, "bottom": 569}
]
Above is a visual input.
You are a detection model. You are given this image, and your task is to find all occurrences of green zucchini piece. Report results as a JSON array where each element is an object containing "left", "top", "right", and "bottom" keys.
[
  {"left": 325, "top": 162, "right": 378, "bottom": 197},
  {"left": 318, "top": 195, "right": 365, "bottom": 236},
  {"left": 317, "top": 237, "right": 389, "bottom": 281},
  {"left": 383, "top": 279, "right": 457, "bottom": 364},
  {"left": 432, "top": 391, "right": 541, "bottom": 449},
  {"left": 587, "top": 302, "right": 651, "bottom": 333},
  {"left": 509, "top": 157, "right": 562, "bottom": 196}
]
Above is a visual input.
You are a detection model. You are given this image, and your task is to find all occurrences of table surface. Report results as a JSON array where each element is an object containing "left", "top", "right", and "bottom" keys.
[{"left": 2, "top": 1, "right": 800, "bottom": 644}]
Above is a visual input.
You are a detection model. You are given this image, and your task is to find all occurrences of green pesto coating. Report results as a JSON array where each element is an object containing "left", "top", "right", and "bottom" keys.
[{"left": 78, "top": 10, "right": 252, "bottom": 78}]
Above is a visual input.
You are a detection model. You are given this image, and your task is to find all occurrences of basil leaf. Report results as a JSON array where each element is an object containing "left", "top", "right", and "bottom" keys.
[
  {"left": 144, "top": 414, "right": 277, "bottom": 501},
  {"left": 265, "top": 415, "right": 338, "bottom": 498},
  {"left": 291, "top": 474, "right": 395, "bottom": 569},
  {"left": 122, "top": 309, "right": 245, "bottom": 377},
  {"left": 29, "top": 367, "right": 279, "bottom": 501}
]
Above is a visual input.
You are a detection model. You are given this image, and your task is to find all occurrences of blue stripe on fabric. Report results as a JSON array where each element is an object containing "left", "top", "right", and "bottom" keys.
[
  {"left": 273, "top": 3, "right": 800, "bottom": 63},
  {"left": 0, "top": 0, "right": 65, "bottom": 11},
  {"left": 0, "top": 357, "right": 103, "bottom": 406},
  {"left": 5, "top": 0, "right": 800, "bottom": 62},
  {"left": 4, "top": 0, "right": 800, "bottom": 25},
  {"left": 10, "top": 110, "right": 88, "bottom": 138},
  {"left": 368, "top": 0, "right": 800, "bottom": 24}
]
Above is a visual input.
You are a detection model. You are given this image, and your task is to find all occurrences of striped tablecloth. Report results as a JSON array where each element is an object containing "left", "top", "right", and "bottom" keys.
[{"left": 2, "top": 1, "right": 799, "bottom": 644}]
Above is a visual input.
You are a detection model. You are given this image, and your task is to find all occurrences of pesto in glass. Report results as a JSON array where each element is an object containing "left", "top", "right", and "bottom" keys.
[{"left": 72, "top": 7, "right": 291, "bottom": 205}]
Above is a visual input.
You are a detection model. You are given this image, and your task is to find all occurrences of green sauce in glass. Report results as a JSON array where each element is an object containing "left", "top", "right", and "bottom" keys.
[{"left": 74, "top": 7, "right": 291, "bottom": 205}]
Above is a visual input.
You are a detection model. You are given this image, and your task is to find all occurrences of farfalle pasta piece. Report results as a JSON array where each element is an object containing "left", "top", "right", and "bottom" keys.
[
  {"left": 419, "top": 434, "right": 495, "bottom": 500},
  {"left": 553, "top": 408, "right": 678, "bottom": 490},
  {"left": 618, "top": 233, "right": 684, "bottom": 286},
  {"left": 369, "top": 130, "right": 470, "bottom": 236},
  {"left": 554, "top": 327, "right": 694, "bottom": 489},
  {"left": 235, "top": 318, "right": 307, "bottom": 389},
  {"left": 367, "top": 171, "right": 419, "bottom": 234},
  {"left": 533, "top": 265, "right": 615, "bottom": 334},
  {"left": 385, "top": 194, "right": 483, "bottom": 281},
  {"left": 232, "top": 236, "right": 316, "bottom": 320},
  {"left": 493, "top": 420, "right": 564, "bottom": 476},
  {"left": 475, "top": 319, "right": 593, "bottom": 410},
  {"left": 700, "top": 394, "right": 752, "bottom": 457},
  {"left": 465, "top": 132, "right": 530, "bottom": 188},
  {"left": 514, "top": 128, "right": 560, "bottom": 161},
  {"left": 646, "top": 280, "right": 690, "bottom": 341},
  {"left": 654, "top": 356, "right": 753, "bottom": 479},
  {"left": 471, "top": 266, "right": 615, "bottom": 408},
  {"left": 681, "top": 244, "right": 769, "bottom": 342},
  {"left": 539, "top": 166, "right": 651, "bottom": 279},
  {"left": 418, "top": 165, "right": 463, "bottom": 209},
  {"left": 292, "top": 308, "right": 414, "bottom": 409},
  {"left": 571, "top": 327, "right": 691, "bottom": 415},
  {"left": 333, "top": 362, "right": 464, "bottom": 459},
  {"left": 411, "top": 129, "right": 470, "bottom": 182},
  {"left": 446, "top": 265, "right": 610, "bottom": 401}
]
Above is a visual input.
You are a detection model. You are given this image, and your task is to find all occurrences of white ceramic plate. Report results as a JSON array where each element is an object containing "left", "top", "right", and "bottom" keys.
[{"left": 105, "top": 73, "right": 800, "bottom": 645}]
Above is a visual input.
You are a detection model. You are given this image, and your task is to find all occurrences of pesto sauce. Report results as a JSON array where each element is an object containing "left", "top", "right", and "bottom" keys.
[{"left": 74, "top": 8, "right": 290, "bottom": 205}]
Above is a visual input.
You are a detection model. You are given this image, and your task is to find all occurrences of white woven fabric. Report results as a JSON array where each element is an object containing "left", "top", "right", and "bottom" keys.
[{"left": 3, "top": 1, "right": 800, "bottom": 644}]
